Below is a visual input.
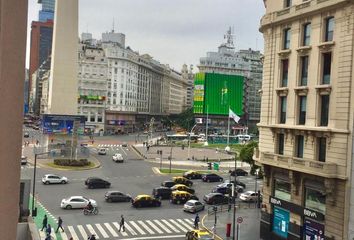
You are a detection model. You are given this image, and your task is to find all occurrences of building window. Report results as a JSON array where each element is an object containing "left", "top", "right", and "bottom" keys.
[
  {"left": 302, "top": 23, "right": 311, "bottom": 46},
  {"left": 274, "top": 179, "right": 291, "bottom": 201},
  {"left": 322, "top": 52, "right": 331, "bottom": 84},
  {"left": 283, "top": 28, "right": 291, "bottom": 49},
  {"left": 114, "top": 68, "right": 117, "bottom": 74},
  {"left": 90, "top": 116, "right": 95, "bottom": 122},
  {"left": 300, "top": 56, "right": 308, "bottom": 86},
  {"left": 281, "top": 59, "right": 289, "bottom": 87},
  {"left": 325, "top": 17, "right": 334, "bottom": 42},
  {"left": 278, "top": 134, "right": 285, "bottom": 155},
  {"left": 298, "top": 96, "right": 307, "bottom": 125},
  {"left": 318, "top": 137, "right": 326, "bottom": 162},
  {"left": 295, "top": 135, "right": 304, "bottom": 158},
  {"left": 320, "top": 95, "right": 329, "bottom": 126},
  {"left": 304, "top": 187, "right": 326, "bottom": 214},
  {"left": 279, "top": 97, "right": 287, "bottom": 124},
  {"left": 284, "top": 0, "right": 292, "bottom": 8}
]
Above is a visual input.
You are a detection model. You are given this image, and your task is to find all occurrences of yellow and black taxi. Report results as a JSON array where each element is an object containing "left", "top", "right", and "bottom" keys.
[
  {"left": 170, "top": 190, "right": 198, "bottom": 204},
  {"left": 131, "top": 194, "right": 161, "bottom": 208},
  {"left": 183, "top": 170, "right": 203, "bottom": 180},
  {"left": 172, "top": 176, "right": 193, "bottom": 187},
  {"left": 171, "top": 184, "right": 195, "bottom": 194},
  {"left": 185, "top": 229, "right": 214, "bottom": 240}
]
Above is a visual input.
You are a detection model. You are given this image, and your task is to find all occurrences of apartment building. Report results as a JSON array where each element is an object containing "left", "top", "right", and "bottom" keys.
[{"left": 255, "top": 0, "right": 354, "bottom": 239}]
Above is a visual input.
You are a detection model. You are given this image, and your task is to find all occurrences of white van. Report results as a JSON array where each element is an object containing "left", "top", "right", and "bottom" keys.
[{"left": 237, "top": 135, "right": 251, "bottom": 142}]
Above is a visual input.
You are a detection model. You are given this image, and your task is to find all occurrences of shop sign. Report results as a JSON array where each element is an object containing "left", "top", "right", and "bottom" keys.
[
  {"left": 304, "top": 218, "right": 325, "bottom": 240},
  {"left": 272, "top": 206, "right": 289, "bottom": 238},
  {"left": 107, "top": 120, "right": 126, "bottom": 126},
  {"left": 269, "top": 196, "right": 325, "bottom": 221}
]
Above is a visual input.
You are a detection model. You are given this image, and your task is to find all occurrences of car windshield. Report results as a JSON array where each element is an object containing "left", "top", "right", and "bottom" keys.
[
  {"left": 185, "top": 202, "right": 194, "bottom": 206},
  {"left": 82, "top": 197, "right": 89, "bottom": 201}
]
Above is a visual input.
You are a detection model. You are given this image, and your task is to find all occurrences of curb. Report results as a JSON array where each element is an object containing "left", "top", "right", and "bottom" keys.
[
  {"left": 201, "top": 212, "right": 223, "bottom": 240},
  {"left": 131, "top": 145, "right": 146, "bottom": 159}
]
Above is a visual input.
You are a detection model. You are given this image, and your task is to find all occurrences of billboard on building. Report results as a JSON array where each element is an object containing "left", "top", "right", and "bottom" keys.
[
  {"left": 272, "top": 206, "right": 290, "bottom": 238},
  {"left": 193, "top": 73, "right": 243, "bottom": 116},
  {"left": 42, "top": 114, "right": 85, "bottom": 135}
]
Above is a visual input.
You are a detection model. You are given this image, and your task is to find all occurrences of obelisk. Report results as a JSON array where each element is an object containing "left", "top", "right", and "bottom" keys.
[{"left": 47, "top": 0, "right": 78, "bottom": 115}]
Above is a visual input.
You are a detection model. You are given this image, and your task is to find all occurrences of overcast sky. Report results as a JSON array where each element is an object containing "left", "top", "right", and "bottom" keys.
[{"left": 27, "top": 0, "right": 265, "bottom": 71}]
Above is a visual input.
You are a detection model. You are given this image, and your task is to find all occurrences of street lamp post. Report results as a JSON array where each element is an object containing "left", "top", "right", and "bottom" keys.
[
  {"left": 232, "top": 156, "right": 237, "bottom": 240},
  {"left": 254, "top": 168, "right": 260, "bottom": 208},
  {"left": 31, "top": 150, "right": 50, "bottom": 217},
  {"left": 187, "top": 123, "right": 198, "bottom": 160}
]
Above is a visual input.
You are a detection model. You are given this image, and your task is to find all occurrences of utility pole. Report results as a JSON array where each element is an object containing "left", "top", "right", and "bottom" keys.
[{"left": 232, "top": 157, "right": 237, "bottom": 240}]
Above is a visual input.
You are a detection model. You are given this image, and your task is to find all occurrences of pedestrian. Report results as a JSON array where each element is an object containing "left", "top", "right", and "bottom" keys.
[
  {"left": 55, "top": 216, "right": 64, "bottom": 233},
  {"left": 118, "top": 215, "right": 125, "bottom": 232},
  {"left": 194, "top": 214, "right": 200, "bottom": 229},
  {"left": 45, "top": 233, "right": 51, "bottom": 240},
  {"left": 41, "top": 214, "right": 48, "bottom": 231},
  {"left": 46, "top": 224, "right": 52, "bottom": 237}
]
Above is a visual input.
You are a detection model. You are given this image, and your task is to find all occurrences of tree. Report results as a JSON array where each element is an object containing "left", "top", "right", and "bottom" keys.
[
  {"left": 171, "top": 107, "right": 195, "bottom": 131},
  {"left": 239, "top": 141, "right": 260, "bottom": 175}
]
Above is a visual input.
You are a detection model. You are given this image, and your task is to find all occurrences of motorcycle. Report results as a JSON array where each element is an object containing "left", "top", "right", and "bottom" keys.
[{"left": 83, "top": 207, "right": 98, "bottom": 215}]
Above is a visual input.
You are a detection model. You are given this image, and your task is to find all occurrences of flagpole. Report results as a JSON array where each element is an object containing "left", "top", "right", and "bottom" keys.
[{"left": 227, "top": 106, "right": 230, "bottom": 147}]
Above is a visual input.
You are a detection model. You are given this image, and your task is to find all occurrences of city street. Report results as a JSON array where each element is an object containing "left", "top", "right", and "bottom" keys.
[{"left": 21, "top": 130, "right": 262, "bottom": 240}]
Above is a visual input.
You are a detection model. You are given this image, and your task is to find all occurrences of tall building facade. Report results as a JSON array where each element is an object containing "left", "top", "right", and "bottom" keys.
[
  {"left": 38, "top": 0, "right": 55, "bottom": 22},
  {"left": 198, "top": 28, "right": 263, "bottom": 130},
  {"left": 255, "top": 1, "right": 354, "bottom": 239},
  {"left": 181, "top": 64, "right": 195, "bottom": 108}
]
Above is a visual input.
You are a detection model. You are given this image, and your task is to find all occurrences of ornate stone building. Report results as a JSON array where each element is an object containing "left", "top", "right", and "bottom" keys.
[{"left": 255, "top": 0, "right": 354, "bottom": 239}]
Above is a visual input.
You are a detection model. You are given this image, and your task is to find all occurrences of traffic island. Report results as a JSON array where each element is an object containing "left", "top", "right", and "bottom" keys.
[{"left": 38, "top": 157, "right": 101, "bottom": 171}]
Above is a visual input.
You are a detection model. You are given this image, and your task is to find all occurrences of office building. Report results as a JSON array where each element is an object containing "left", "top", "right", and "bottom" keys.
[
  {"left": 181, "top": 64, "right": 195, "bottom": 108},
  {"left": 255, "top": 1, "right": 354, "bottom": 239},
  {"left": 38, "top": 0, "right": 55, "bottom": 22},
  {"left": 198, "top": 28, "right": 263, "bottom": 130}
]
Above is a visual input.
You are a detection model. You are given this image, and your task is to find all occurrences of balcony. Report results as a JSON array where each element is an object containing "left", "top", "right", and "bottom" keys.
[{"left": 254, "top": 151, "right": 345, "bottom": 179}]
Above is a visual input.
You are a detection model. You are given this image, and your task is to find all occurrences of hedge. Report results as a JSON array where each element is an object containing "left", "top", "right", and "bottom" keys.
[{"left": 53, "top": 158, "right": 90, "bottom": 166}]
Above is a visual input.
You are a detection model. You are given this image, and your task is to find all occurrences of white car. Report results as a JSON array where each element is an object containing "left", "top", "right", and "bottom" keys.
[
  {"left": 98, "top": 148, "right": 107, "bottom": 155},
  {"left": 60, "top": 196, "right": 97, "bottom": 209},
  {"left": 42, "top": 174, "right": 68, "bottom": 184},
  {"left": 239, "top": 191, "right": 260, "bottom": 202},
  {"left": 183, "top": 200, "right": 205, "bottom": 213},
  {"left": 112, "top": 153, "right": 124, "bottom": 163}
]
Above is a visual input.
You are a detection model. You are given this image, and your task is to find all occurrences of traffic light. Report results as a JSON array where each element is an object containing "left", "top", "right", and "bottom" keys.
[{"left": 207, "top": 162, "right": 212, "bottom": 170}]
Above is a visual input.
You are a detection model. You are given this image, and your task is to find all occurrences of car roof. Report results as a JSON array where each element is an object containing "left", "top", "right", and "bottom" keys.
[
  {"left": 163, "top": 180, "right": 174, "bottom": 183},
  {"left": 206, "top": 192, "right": 222, "bottom": 196},
  {"left": 69, "top": 196, "right": 84, "bottom": 199},
  {"left": 173, "top": 184, "right": 188, "bottom": 188},
  {"left": 45, "top": 174, "right": 59, "bottom": 177},
  {"left": 172, "top": 190, "right": 190, "bottom": 195},
  {"left": 186, "top": 199, "right": 199, "bottom": 203},
  {"left": 136, "top": 194, "right": 152, "bottom": 198},
  {"left": 107, "top": 191, "right": 122, "bottom": 194},
  {"left": 155, "top": 187, "right": 170, "bottom": 190}
]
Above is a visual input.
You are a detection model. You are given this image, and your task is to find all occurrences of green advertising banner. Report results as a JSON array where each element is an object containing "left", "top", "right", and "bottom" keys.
[
  {"left": 204, "top": 73, "right": 243, "bottom": 116},
  {"left": 193, "top": 73, "right": 205, "bottom": 114}
]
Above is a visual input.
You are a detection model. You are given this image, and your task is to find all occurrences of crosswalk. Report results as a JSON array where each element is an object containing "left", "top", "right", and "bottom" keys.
[
  {"left": 98, "top": 144, "right": 123, "bottom": 148},
  {"left": 39, "top": 218, "right": 194, "bottom": 240}
]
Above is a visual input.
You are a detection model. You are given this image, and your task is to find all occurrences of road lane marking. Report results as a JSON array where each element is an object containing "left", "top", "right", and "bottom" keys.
[
  {"left": 119, "top": 235, "right": 185, "bottom": 240},
  {"left": 51, "top": 228, "right": 57, "bottom": 239},
  {"left": 169, "top": 219, "right": 187, "bottom": 232},
  {"left": 77, "top": 225, "right": 88, "bottom": 239},
  {"left": 120, "top": 146, "right": 127, "bottom": 156},
  {"left": 68, "top": 226, "right": 80, "bottom": 239},
  {"left": 184, "top": 218, "right": 194, "bottom": 225},
  {"left": 86, "top": 224, "right": 100, "bottom": 239},
  {"left": 138, "top": 220, "right": 155, "bottom": 234},
  {"left": 161, "top": 219, "right": 180, "bottom": 233},
  {"left": 146, "top": 220, "right": 164, "bottom": 234},
  {"left": 116, "top": 222, "right": 134, "bottom": 236},
  {"left": 153, "top": 220, "right": 172, "bottom": 233},
  {"left": 177, "top": 219, "right": 192, "bottom": 230},
  {"left": 104, "top": 223, "right": 118, "bottom": 237},
  {"left": 59, "top": 231, "right": 69, "bottom": 240},
  {"left": 95, "top": 223, "right": 109, "bottom": 238},
  {"left": 129, "top": 221, "right": 146, "bottom": 235}
]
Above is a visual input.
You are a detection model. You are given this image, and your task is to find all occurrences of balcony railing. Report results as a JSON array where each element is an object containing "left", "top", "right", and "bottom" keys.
[{"left": 255, "top": 151, "right": 345, "bottom": 179}]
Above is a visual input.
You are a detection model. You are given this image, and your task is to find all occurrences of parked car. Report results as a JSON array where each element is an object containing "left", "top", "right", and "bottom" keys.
[
  {"left": 104, "top": 191, "right": 131, "bottom": 202},
  {"left": 161, "top": 180, "right": 177, "bottom": 188},
  {"left": 170, "top": 191, "right": 198, "bottom": 204},
  {"left": 224, "top": 179, "right": 246, "bottom": 189},
  {"left": 202, "top": 173, "right": 223, "bottom": 182},
  {"left": 131, "top": 195, "right": 161, "bottom": 208},
  {"left": 183, "top": 170, "right": 202, "bottom": 180},
  {"left": 183, "top": 200, "right": 205, "bottom": 213},
  {"left": 121, "top": 142, "right": 128, "bottom": 147},
  {"left": 203, "top": 193, "right": 229, "bottom": 205},
  {"left": 239, "top": 191, "right": 262, "bottom": 202},
  {"left": 98, "top": 148, "right": 107, "bottom": 155},
  {"left": 42, "top": 174, "right": 68, "bottom": 184},
  {"left": 229, "top": 169, "right": 248, "bottom": 177},
  {"left": 152, "top": 187, "right": 172, "bottom": 200},
  {"left": 21, "top": 156, "right": 28, "bottom": 165},
  {"left": 112, "top": 153, "right": 124, "bottom": 163},
  {"left": 170, "top": 184, "right": 195, "bottom": 194},
  {"left": 216, "top": 183, "right": 244, "bottom": 194},
  {"left": 185, "top": 229, "right": 214, "bottom": 240},
  {"left": 212, "top": 186, "right": 231, "bottom": 195},
  {"left": 24, "top": 132, "right": 29, "bottom": 138},
  {"left": 60, "top": 196, "right": 97, "bottom": 209},
  {"left": 172, "top": 176, "right": 193, "bottom": 186},
  {"left": 85, "top": 177, "right": 111, "bottom": 189}
]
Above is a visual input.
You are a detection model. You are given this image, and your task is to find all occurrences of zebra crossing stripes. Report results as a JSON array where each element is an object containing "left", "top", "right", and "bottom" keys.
[
  {"left": 104, "top": 223, "right": 118, "bottom": 237},
  {"left": 59, "top": 218, "right": 194, "bottom": 240},
  {"left": 98, "top": 144, "right": 122, "bottom": 147}
]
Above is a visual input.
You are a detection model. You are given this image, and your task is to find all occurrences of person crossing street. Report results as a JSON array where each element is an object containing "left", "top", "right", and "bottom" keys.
[
  {"left": 194, "top": 214, "right": 200, "bottom": 229},
  {"left": 41, "top": 215, "right": 48, "bottom": 231},
  {"left": 118, "top": 215, "right": 125, "bottom": 232},
  {"left": 55, "top": 216, "right": 64, "bottom": 233}
]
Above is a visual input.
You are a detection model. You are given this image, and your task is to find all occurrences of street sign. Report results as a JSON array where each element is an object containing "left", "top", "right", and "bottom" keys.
[{"left": 237, "top": 217, "right": 243, "bottom": 224}]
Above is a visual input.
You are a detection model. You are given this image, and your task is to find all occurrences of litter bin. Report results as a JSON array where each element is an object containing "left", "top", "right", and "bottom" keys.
[{"left": 213, "top": 162, "right": 219, "bottom": 171}]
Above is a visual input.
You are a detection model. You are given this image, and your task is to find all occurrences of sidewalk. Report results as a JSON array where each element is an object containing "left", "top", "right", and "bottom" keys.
[{"left": 202, "top": 204, "right": 261, "bottom": 240}]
